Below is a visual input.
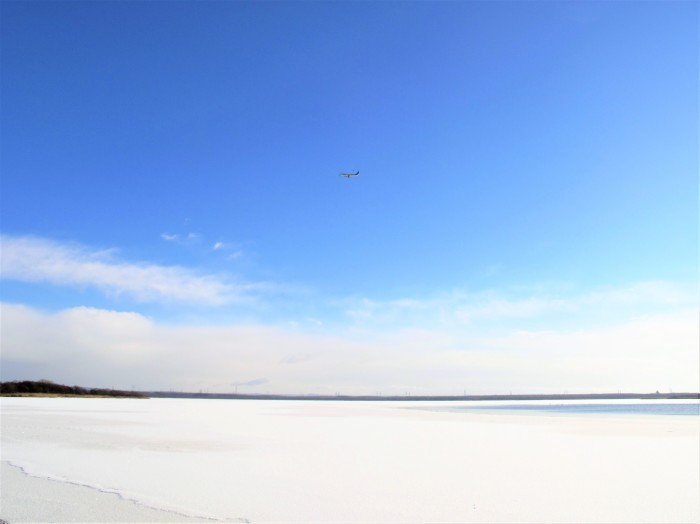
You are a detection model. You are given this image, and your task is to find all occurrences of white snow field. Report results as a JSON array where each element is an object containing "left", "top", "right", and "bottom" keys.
[{"left": 1, "top": 397, "right": 698, "bottom": 523}]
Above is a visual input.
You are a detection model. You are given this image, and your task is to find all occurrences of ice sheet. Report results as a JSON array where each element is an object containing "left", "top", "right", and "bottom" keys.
[
  {"left": 0, "top": 461, "right": 223, "bottom": 523},
  {"left": 1, "top": 397, "right": 698, "bottom": 523}
]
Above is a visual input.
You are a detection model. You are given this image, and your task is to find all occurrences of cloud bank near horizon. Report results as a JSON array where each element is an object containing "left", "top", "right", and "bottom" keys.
[{"left": 2, "top": 302, "right": 697, "bottom": 395}]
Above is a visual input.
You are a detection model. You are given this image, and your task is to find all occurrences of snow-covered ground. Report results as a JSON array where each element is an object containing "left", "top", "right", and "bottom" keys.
[{"left": 1, "top": 397, "right": 698, "bottom": 523}]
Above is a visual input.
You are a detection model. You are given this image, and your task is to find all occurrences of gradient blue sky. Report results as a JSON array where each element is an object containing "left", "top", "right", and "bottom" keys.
[{"left": 1, "top": 1, "right": 697, "bottom": 394}]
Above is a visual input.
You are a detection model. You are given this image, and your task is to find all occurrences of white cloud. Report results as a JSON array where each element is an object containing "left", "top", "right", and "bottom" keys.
[
  {"left": 343, "top": 281, "right": 697, "bottom": 328},
  {"left": 454, "top": 296, "right": 574, "bottom": 321},
  {"left": 581, "top": 280, "right": 697, "bottom": 307},
  {"left": 211, "top": 241, "right": 244, "bottom": 261},
  {"left": 0, "top": 235, "right": 260, "bottom": 305},
  {"left": 2, "top": 302, "right": 697, "bottom": 395},
  {"left": 160, "top": 231, "right": 201, "bottom": 245}
]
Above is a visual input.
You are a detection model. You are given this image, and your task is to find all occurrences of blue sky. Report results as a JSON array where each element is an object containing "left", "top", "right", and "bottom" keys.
[{"left": 1, "top": 1, "right": 697, "bottom": 394}]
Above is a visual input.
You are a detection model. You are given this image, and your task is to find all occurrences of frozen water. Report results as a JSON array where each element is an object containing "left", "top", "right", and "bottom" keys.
[
  {"left": 0, "top": 461, "right": 220, "bottom": 523},
  {"left": 1, "top": 397, "right": 698, "bottom": 523}
]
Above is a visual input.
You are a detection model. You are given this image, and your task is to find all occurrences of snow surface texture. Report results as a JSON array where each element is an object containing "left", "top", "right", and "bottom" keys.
[
  {"left": 0, "top": 461, "right": 220, "bottom": 523},
  {"left": 1, "top": 397, "right": 698, "bottom": 523}
]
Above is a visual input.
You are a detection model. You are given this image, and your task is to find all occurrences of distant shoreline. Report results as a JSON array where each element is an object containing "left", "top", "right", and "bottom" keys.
[
  {"left": 143, "top": 391, "right": 700, "bottom": 401},
  {"left": 2, "top": 380, "right": 697, "bottom": 401}
]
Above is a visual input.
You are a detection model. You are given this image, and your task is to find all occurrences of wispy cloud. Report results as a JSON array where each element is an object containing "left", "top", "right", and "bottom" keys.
[
  {"left": 231, "top": 378, "right": 268, "bottom": 387},
  {"left": 343, "top": 282, "right": 697, "bottom": 328},
  {"left": 211, "top": 240, "right": 244, "bottom": 261},
  {"left": 160, "top": 232, "right": 200, "bottom": 244},
  {"left": 0, "top": 235, "right": 262, "bottom": 305}
]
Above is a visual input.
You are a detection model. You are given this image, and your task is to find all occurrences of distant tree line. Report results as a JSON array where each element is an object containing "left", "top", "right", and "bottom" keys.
[{"left": 0, "top": 380, "right": 147, "bottom": 398}]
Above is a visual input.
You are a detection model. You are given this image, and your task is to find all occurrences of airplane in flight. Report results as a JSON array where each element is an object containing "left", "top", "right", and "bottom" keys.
[{"left": 339, "top": 171, "right": 359, "bottom": 178}]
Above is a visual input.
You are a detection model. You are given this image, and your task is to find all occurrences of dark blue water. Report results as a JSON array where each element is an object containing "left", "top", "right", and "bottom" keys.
[{"left": 455, "top": 403, "right": 699, "bottom": 417}]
